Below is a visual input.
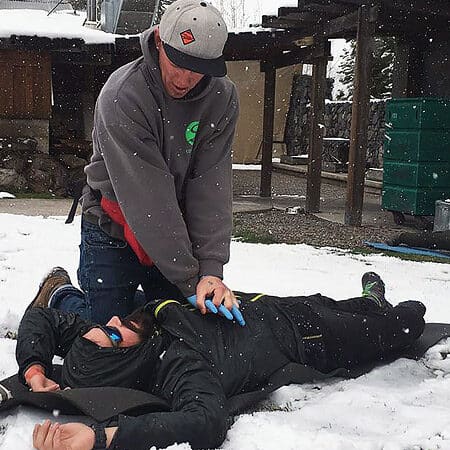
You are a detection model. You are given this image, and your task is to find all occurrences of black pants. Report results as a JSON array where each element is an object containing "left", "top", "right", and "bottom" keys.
[{"left": 294, "top": 295, "right": 425, "bottom": 373}]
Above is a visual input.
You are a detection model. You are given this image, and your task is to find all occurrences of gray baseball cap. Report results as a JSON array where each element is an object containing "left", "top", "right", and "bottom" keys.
[{"left": 159, "top": 0, "right": 228, "bottom": 77}]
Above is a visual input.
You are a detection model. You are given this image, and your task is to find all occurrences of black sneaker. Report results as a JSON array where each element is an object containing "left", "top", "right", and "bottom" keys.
[
  {"left": 362, "top": 272, "right": 390, "bottom": 309},
  {"left": 27, "top": 267, "right": 72, "bottom": 311}
]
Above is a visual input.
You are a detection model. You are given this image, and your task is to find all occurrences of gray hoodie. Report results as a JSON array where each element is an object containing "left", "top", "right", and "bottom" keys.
[{"left": 82, "top": 28, "right": 239, "bottom": 297}]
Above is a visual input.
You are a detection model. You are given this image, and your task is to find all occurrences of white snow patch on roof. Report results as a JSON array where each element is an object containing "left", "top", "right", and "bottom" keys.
[{"left": 0, "top": 9, "right": 118, "bottom": 44}]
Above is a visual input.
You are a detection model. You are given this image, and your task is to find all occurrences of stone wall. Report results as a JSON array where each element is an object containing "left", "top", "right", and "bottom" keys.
[
  {"left": 285, "top": 74, "right": 387, "bottom": 168},
  {"left": 284, "top": 73, "right": 333, "bottom": 157},
  {"left": 0, "top": 137, "right": 87, "bottom": 196}
]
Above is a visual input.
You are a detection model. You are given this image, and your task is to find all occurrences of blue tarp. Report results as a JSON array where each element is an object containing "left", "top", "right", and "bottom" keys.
[{"left": 364, "top": 241, "right": 450, "bottom": 260}]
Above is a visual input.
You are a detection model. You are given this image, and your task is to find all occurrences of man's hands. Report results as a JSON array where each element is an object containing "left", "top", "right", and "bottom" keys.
[
  {"left": 29, "top": 374, "right": 60, "bottom": 393},
  {"left": 33, "top": 421, "right": 117, "bottom": 450},
  {"left": 196, "top": 276, "right": 236, "bottom": 313},
  {"left": 33, "top": 421, "right": 95, "bottom": 450},
  {"left": 25, "top": 365, "right": 60, "bottom": 393},
  {"left": 188, "top": 276, "right": 245, "bottom": 326}
]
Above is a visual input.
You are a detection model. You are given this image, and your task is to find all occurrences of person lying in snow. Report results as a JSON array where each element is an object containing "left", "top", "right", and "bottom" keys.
[{"left": 18, "top": 270, "right": 426, "bottom": 450}]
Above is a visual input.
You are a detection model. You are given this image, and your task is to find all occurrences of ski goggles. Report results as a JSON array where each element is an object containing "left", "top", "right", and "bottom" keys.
[{"left": 99, "top": 325, "right": 123, "bottom": 347}]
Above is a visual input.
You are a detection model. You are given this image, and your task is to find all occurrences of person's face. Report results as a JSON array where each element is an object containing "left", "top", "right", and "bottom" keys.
[
  {"left": 82, "top": 316, "right": 141, "bottom": 348},
  {"left": 154, "top": 28, "right": 205, "bottom": 99}
]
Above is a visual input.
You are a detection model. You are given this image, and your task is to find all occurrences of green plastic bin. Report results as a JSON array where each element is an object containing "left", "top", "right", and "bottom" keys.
[
  {"left": 385, "top": 98, "right": 450, "bottom": 130},
  {"left": 383, "top": 161, "right": 450, "bottom": 188},
  {"left": 382, "top": 185, "right": 450, "bottom": 216},
  {"left": 383, "top": 97, "right": 450, "bottom": 220},
  {"left": 384, "top": 130, "right": 450, "bottom": 162}
]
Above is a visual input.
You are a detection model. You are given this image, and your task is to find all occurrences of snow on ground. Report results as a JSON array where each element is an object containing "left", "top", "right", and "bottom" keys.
[
  {"left": 0, "top": 213, "right": 449, "bottom": 449},
  {"left": 232, "top": 164, "right": 261, "bottom": 171},
  {"left": 0, "top": 193, "right": 15, "bottom": 199}
]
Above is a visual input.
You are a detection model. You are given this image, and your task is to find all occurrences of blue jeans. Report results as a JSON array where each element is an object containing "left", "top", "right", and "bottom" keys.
[{"left": 52, "top": 218, "right": 184, "bottom": 324}]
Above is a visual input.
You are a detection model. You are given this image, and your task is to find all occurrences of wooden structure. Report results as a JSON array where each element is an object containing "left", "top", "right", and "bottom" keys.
[
  {"left": 0, "top": 49, "right": 52, "bottom": 152},
  {"left": 0, "top": 37, "right": 115, "bottom": 154},
  {"left": 261, "top": 0, "right": 450, "bottom": 225},
  {"left": 1, "top": 2, "right": 448, "bottom": 218},
  {"left": 0, "top": 50, "right": 51, "bottom": 119},
  {"left": 0, "top": 28, "right": 329, "bottom": 165}
]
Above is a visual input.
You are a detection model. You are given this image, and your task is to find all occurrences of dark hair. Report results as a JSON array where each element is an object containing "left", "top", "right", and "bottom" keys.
[{"left": 121, "top": 307, "right": 158, "bottom": 341}]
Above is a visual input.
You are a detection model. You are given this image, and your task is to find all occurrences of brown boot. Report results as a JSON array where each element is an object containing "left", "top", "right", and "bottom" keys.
[{"left": 27, "top": 267, "right": 72, "bottom": 310}]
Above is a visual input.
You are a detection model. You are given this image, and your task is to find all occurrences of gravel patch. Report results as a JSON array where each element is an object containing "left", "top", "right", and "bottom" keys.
[
  {"left": 232, "top": 170, "right": 398, "bottom": 249},
  {"left": 233, "top": 210, "right": 397, "bottom": 249},
  {"left": 233, "top": 170, "right": 344, "bottom": 200}
]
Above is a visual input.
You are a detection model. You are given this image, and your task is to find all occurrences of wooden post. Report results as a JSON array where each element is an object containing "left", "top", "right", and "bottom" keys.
[
  {"left": 305, "top": 51, "right": 327, "bottom": 213},
  {"left": 260, "top": 64, "right": 276, "bottom": 198},
  {"left": 344, "top": 5, "right": 375, "bottom": 226}
]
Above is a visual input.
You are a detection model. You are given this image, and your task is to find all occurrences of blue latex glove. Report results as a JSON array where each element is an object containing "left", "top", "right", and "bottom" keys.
[
  {"left": 186, "top": 295, "right": 246, "bottom": 326},
  {"left": 187, "top": 295, "right": 217, "bottom": 313}
]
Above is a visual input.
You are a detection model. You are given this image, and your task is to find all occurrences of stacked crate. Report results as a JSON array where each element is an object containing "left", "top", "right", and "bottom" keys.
[{"left": 382, "top": 98, "right": 450, "bottom": 218}]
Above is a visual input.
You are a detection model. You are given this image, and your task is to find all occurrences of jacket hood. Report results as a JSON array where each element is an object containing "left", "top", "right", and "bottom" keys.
[
  {"left": 140, "top": 27, "right": 159, "bottom": 72},
  {"left": 139, "top": 27, "right": 213, "bottom": 102},
  {"left": 62, "top": 335, "right": 165, "bottom": 391},
  {"left": 139, "top": 27, "right": 163, "bottom": 91}
]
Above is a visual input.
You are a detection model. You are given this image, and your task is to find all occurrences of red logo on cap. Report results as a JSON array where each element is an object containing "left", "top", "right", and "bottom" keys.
[{"left": 180, "top": 29, "right": 196, "bottom": 45}]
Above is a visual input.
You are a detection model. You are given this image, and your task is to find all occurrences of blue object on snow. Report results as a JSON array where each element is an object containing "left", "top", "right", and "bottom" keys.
[{"left": 364, "top": 241, "right": 450, "bottom": 259}]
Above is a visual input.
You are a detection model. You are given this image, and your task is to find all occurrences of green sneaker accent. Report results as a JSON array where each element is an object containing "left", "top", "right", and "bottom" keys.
[
  {"left": 361, "top": 272, "right": 388, "bottom": 309},
  {"left": 362, "top": 281, "right": 377, "bottom": 298}
]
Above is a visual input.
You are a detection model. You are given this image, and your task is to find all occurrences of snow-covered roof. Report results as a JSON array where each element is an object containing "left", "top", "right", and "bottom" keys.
[
  {"left": 0, "top": 1, "right": 301, "bottom": 44},
  {"left": 0, "top": 9, "right": 118, "bottom": 44},
  {"left": 0, "top": 8, "right": 296, "bottom": 47}
]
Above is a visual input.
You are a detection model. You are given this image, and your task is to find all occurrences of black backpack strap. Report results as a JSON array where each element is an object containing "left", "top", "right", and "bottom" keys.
[
  {"left": 65, "top": 168, "right": 87, "bottom": 224},
  {"left": 65, "top": 184, "right": 102, "bottom": 225},
  {"left": 65, "top": 195, "right": 81, "bottom": 224}
]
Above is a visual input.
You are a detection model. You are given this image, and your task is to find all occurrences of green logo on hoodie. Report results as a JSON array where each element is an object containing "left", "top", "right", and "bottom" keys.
[{"left": 185, "top": 121, "right": 199, "bottom": 146}]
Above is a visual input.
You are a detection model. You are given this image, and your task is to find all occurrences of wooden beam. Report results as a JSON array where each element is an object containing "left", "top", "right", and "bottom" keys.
[
  {"left": 225, "top": 30, "right": 320, "bottom": 61},
  {"left": 52, "top": 51, "right": 112, "bottom": 66},
  {"left": 345, "top": 5, "right": 374, "bottom": 226},
  {"left": 0, "top": 35, "right": 86, "bottom": 51},
  {"left": 303, "top": 2, "right": 354, "bottom": 16},
  {"left": 279, "top": 7, "right": 302, "bottom": 15},
  {"left": 306, "top": 48, "right": 328, "bottom": 213},
  {"left": 260, "top": 64, "right": 276, "bottom": 198},
  {"left": 322, "top": 10, "right": 359, "bottom": 36},
  {"left": 262, "top": 15, "right": 314, "bottom": 29},
  {"left": 318, "top": 0, "right": 367, "bottom": 6},
  {"left": 323, "top": 6, "right": 378, "bottom": 37},
  {"left": 280, "top": 11, "right": 324, "bottom": 22},
  {"left": 260, "top": 40, "right": 331, "bottom": 70}
]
